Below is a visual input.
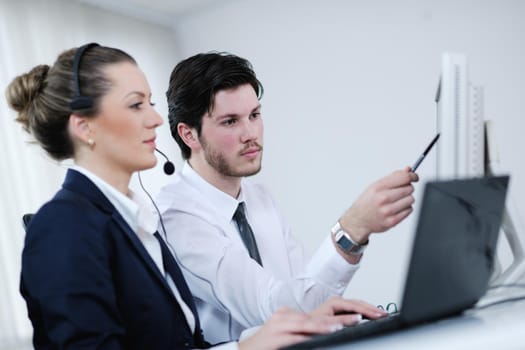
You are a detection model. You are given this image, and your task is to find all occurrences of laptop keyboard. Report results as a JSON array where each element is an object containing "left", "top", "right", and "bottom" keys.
[{"left": 282, "top": 313, "right": 402, "bottom": 349}]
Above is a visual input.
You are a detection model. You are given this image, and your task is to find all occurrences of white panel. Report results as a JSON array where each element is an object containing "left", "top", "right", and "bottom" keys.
[
  {"left": 436, "top": 53, "right": 468, "bottom": 179},
  {"left": 468, "top": 85, "right": 485, "bottom": 176},
  {"left": 436, "top": 53, "right": 485, "bottom": 179}
]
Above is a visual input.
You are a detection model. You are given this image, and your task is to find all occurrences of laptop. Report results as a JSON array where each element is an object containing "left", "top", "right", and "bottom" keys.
[{"left": 284, "top": 175, "right": 509, "bottom": 349}]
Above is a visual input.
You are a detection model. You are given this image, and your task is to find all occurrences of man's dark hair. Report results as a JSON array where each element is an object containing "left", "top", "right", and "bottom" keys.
[{"left": 166, "top": 52, "right": 264, "bottom": 159}]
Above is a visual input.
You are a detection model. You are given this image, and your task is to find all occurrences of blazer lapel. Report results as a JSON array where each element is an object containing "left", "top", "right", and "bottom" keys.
[
  {"left": 61, "top": 170, "right": 185, "bottom": 302},
  {"left": 153, "top": 232, "right": 201, "bottom": 328},
  {"left": 111, "top": 210, "right": 200, "bottom": 339}
]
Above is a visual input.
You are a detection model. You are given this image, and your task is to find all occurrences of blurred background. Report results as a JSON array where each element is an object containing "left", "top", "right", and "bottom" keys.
[{"left": 1, "top": 0, "right": 524, "bottom": 348}]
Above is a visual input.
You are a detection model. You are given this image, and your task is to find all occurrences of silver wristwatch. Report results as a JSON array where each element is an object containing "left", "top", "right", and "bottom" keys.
[{"left": 331, "top": 222, "right": 368, "bottom": 256}]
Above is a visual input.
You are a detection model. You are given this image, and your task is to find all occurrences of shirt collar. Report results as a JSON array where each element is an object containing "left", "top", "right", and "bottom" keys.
[
  {"left": 181, "top": 161, "right": 245, "bottom": 220},
  {"left": 71, "top": 165, "right": 158, "bottom": 234}
]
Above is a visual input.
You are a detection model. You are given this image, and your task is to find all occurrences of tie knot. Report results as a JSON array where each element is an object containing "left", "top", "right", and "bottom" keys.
[{"left": 233, "top": 202, "right": 246, "bottom": 221}]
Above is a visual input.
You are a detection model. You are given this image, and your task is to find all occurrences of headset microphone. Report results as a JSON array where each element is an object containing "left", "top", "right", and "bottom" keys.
[{"left": 155, "top": 148, "right": 175, "bottom": 175}]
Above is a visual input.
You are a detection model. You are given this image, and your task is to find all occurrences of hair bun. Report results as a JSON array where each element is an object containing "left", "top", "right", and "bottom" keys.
[{"left": 6, "top": 64, "right": 49, "bottom": 130}]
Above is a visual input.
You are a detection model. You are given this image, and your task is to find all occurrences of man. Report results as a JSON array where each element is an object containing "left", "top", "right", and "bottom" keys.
[{"left": 156, "top": 52, "right": 418, "bottom": 343}]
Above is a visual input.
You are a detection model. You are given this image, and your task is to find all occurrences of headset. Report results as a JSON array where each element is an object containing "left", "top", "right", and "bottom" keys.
[{"left": 69, "top": 43, "right": 175, "bottom": 175}]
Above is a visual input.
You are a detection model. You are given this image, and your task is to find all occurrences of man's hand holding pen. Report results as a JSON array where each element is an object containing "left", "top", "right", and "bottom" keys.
[
  {"left": 339, "top": 168, "right": 419, "bottom": 245},
  {"left": 332, "top": 134, "right": 439, "bottom": 262}
]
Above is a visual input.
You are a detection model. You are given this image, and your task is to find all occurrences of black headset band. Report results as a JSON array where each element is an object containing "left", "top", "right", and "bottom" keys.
[{"left": 70, "top": 42, "right": 100, "bottom": 110}]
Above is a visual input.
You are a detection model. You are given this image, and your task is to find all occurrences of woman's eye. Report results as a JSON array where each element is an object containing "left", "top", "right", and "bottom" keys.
[{"left": 130, "top": 102, "right": 142, "bottom": 109}]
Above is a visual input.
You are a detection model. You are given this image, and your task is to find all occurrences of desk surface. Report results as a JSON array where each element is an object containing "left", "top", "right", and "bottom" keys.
[{"left": 327, "top": 292, "right": 525, "bottom": 350}]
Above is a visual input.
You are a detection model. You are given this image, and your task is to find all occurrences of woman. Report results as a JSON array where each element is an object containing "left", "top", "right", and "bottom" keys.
[{"left": 6, "top": 43, "right": 382, "bottom": 349}]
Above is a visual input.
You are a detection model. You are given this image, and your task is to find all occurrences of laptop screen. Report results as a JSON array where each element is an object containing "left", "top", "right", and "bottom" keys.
[{"left": 400, "top": 175, "right": 509, "bottom": 324}]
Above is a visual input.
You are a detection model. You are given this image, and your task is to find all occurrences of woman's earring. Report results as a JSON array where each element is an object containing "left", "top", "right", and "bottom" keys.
[{"left": 87, "top": 138, "right": 95, "bottom": 147}]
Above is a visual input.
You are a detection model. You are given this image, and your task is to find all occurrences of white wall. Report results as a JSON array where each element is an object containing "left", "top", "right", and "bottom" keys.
[
  {"left": 0, "top": 0, "right": 178, "bottom": 346},
  {"left": 171, "top": 0, "right": 525, "bottom": 305}
]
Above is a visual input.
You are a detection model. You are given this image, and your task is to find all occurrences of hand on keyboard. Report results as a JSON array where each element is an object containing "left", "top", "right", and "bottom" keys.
[{"left": 309, "top": 296, "right": 389, "bottom": 327}]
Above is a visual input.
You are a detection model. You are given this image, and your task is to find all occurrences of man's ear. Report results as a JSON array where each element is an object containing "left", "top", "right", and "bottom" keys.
[
  {"left": 68, "top": 113, "right": 92, "bottom": 145},
  {"left": 177, "top": 122, "right": 200, "bottom": 150}
]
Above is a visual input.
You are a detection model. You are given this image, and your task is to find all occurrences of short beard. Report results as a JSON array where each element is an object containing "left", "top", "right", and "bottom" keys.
[{"left": 201, "top": 138, "right": 262, "bottom": 177}]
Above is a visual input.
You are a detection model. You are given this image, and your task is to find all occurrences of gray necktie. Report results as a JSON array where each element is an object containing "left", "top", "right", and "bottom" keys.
[{"left": 233, "top": 203, "right": 263, "bottom": 266}]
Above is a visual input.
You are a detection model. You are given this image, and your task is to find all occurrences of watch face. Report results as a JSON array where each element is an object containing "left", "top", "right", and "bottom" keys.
[
  {"left": 332, "top": 222, "right": 366, "bottom": 255},
  {"left": 338, "top": 236, "right": 354, "bottom": 251},
  {"left": 336, "top": 232, "right": 365, "bottom": 255}
]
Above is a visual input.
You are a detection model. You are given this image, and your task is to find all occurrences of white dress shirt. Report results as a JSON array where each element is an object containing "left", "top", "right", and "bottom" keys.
[
  {"left": 71, "top": 166, "right": 237, "bottom": 350},
  {"left": 156, "top": 162, "right": 359, "bottom": 343}
]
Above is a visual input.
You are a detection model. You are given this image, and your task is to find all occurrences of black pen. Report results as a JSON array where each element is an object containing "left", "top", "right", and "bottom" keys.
[{"left": 410, "top": 133, "right": 440, "bottom": 172}]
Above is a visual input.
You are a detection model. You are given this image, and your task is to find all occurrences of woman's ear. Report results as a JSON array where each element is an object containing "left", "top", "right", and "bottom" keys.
[
  {"left": 177, "top": 122, "right": 200, "bottom": 151},
  {"left": 68, "top": 113, "right": 93, "bottom": 147}
]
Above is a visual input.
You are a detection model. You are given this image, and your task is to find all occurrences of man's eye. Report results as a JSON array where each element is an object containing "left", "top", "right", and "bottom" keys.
[{"left": 222, "top": 119, "right": 236, "bottom": 126}]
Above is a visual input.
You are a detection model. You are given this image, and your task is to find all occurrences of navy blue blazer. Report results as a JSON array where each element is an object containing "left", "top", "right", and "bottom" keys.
[{"left": 21, "top": 169, "right": 209, "bottom": 349}]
